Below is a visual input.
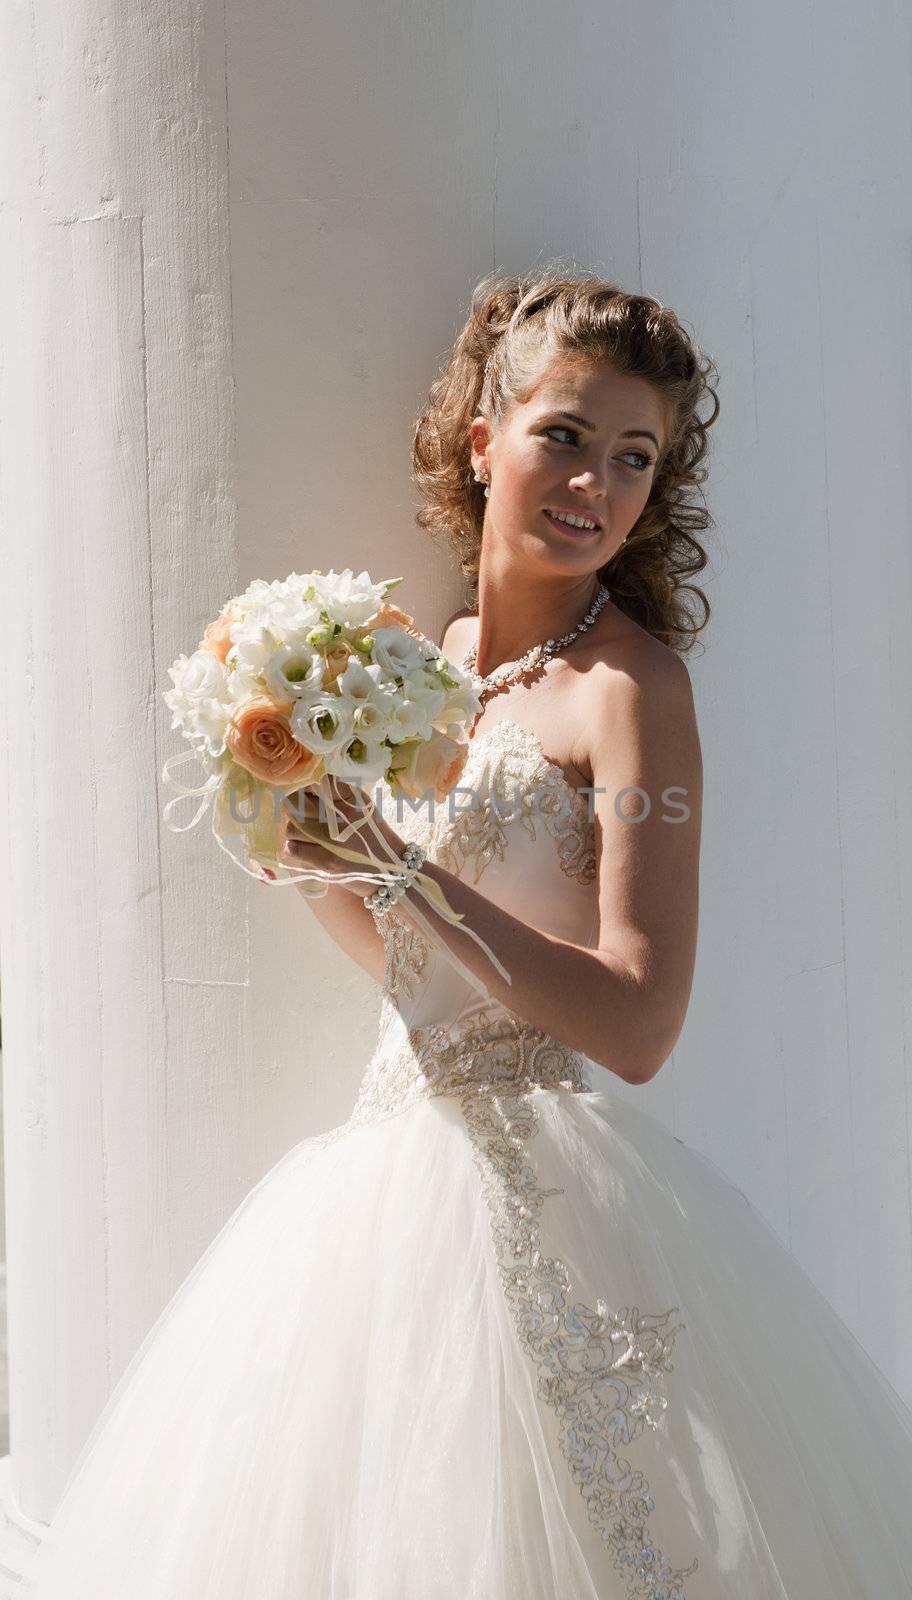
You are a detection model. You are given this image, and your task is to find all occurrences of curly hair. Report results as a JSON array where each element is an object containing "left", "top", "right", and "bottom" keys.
[{"left": 411, "top": 261, "right": 720, "bottom": 654}]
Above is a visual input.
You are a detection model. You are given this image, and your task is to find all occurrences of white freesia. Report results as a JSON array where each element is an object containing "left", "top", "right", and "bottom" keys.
[
  {"left": 233, "top": 577, "right": 277, "bottom": 609},
  {"left": 225, "top": 632, "right": 275, "bottom": 679},
  {"left": 235, "top": 573, "right": 316, "bottom": 615},
  {"left": 231, "top": 604, "right": 296, "bottom": 648},
  {"left": 395, "top": 667, "right": 448, "bottom": 737},
  {"left": 193, "top": 697, "right": 232, "bottom": 758},
  {"left": 333, "top": 657, "right": 398, "bottom": 718},
  {"left": 310, "top": 568, "right": 387, "bottom": 629},
  {"left": 224, "top": 668, "right": 261, "bottom": 705}
]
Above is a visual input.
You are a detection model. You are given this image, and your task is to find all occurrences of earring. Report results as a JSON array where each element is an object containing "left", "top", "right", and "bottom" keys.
[{"left": 474, "top": 468, "right": 490, "bottom": 499}]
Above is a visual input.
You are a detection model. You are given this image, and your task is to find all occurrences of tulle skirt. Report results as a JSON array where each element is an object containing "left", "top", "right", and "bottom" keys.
[{"left": 25, "top": 1080, "right": 912, "bottom": 1598}]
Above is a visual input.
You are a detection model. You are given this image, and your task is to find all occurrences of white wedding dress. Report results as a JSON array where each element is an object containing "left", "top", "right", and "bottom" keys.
[{"left": 26, "top": 717, "right": 912, "bottom": 1598}]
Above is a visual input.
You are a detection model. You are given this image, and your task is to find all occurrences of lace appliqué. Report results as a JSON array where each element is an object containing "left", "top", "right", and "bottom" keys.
[
  {"left": 459, "top": 1085, "right": 699, "bottom": 1597},
  {"left": 434, "top": 719, "right": 596, "bottom": 886},
  {"left": 375, "top": 905, "right": 431, "bottom": 1006},
  {"left": 307, "top": 1006, "right": 588, "bottom": 1146},
  {"left": 350, "top": 1006, "right": 592, "bottom": 1126},
  {"left": 369, "top": 905, "right": 433, "bottom": 1065}
]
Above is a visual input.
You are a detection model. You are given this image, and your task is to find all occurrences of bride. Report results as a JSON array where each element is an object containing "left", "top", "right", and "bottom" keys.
[{"left": 26, "top": 267, "right": 912, "bottom": 1598}]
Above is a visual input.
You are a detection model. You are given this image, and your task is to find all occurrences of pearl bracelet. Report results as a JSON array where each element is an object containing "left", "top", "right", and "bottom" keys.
[{"left": 364, "top": 840, "right": 427, "bottom": 916}]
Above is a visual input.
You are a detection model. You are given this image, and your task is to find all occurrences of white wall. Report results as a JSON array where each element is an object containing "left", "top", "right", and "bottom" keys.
[{"left": 0, "top": 0, "right": 909, "bottom": 1563}]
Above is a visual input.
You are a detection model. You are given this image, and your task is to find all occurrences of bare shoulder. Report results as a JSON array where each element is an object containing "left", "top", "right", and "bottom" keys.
[
  {"left": 589, "top": 623, "right": 698, "bottom": 714},
  {"left": 438, "top": 606, "right": 477, "bottom": 655},
  {"left": 575, "top": 618, "right": 703, "bottom": 804}
]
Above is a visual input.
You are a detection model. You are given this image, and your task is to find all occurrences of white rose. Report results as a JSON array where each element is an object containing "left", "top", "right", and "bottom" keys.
[
  {"left": 368, "top": 626, "right": 427, "bottom": 680},
  {"left": 163, "top": 650, "right": 229, "bottom": 734},
  {"left": 175, "top": 648, "right": 227, "bottom": 702},
  {"left": 428, "top": 681, "right": 484, "bottom": 732}
]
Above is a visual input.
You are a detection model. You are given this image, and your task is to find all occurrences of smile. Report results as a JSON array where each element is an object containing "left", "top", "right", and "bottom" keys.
[{"left": 543, "top": 509, "right": 601, "bottom": 536}]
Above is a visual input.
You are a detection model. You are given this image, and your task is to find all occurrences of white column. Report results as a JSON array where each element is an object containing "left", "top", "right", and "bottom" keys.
[{"left": 0, "top": 0, "right": 245, "bottom": 1577}]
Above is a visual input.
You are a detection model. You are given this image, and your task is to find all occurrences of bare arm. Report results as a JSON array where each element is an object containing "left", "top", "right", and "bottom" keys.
[
  {"left": 581, "top": 645, "right": 702, "bottom": 1079},
  {"left": 293, "top": 872, "right": 388, "bottom": 985},
  {"left": 391, "top": 866, "right": 654, "bottom": 1084}
]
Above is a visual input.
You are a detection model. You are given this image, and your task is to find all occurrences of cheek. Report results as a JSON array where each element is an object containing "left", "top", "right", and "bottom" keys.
[
  {"left": 498, "top": 448, "right": 547, "bottom": 504},
  {"left": 620, "top": 470, "right": 652, "bottom": 510}
]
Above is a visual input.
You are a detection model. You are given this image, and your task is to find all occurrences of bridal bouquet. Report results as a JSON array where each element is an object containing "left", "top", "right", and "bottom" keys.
[{"left": 161, "top": 566, "right": 510, "bottom": 991}]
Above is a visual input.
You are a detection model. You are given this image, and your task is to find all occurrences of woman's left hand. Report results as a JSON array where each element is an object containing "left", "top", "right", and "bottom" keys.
[{"left": 280, "top": 780, "right": 408, "bottom": 897}]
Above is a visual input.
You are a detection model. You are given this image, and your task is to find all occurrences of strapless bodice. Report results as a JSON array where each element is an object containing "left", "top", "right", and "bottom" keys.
[{"left": 349, "top": 719, "right": 601, "bottom": 1126}]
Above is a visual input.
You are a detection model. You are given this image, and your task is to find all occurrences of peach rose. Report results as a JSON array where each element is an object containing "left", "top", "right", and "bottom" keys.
[
  {"left": 200, "top": 602, "right": 244, "bottom": 664},
  {"left": 227, "top": 697, "right": 324, "bottom": 787},
  {"left": 356, "top": 600, "right": 423, "bottom": 643},
  {"left": 321, "top": 642, "right": 354, "bottom": 687},
  {"left": 392, "top": 732, "right": 469, "bottom": 804},
  {"left": 375, "top": 600, "right": 421, "bottom": 635}
]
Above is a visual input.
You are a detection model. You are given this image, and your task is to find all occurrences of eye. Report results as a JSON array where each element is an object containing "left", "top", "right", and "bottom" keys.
[
  {"left": 543, "top": 428, "right": 654, "bottom": 472},
  {"left": 543, "top": 425, "right": 581, "bottom": 446}
]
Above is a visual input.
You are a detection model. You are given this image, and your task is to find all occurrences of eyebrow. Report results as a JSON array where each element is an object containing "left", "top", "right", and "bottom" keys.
[{"left": 540, "top": 410, "right": 661, "bottom": 451}]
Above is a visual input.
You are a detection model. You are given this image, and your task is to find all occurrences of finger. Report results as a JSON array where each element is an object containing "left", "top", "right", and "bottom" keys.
[
  {"left": 284, "top": 787, "right": 318, "bottom": 814},
  {"left": 283, "top": 793, "right": 322, "bottom": 832},
  {"left": 281, "top": 836, "right": 320, "bottom": 865}
]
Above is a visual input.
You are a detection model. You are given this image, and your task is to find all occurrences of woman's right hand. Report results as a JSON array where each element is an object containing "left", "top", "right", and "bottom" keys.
[{"left": 279, "top": 781, "right": 391, "bottom": 895}]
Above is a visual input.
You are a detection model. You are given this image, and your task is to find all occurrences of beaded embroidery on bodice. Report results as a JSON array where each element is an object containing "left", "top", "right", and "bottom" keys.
[{"left": 350, "top": 718, "right": 600, "bottom": 1125}]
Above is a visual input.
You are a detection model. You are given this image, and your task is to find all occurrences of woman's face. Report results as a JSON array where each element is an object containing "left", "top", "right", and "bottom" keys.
[{"left": 470, "top": 355, "right": 669, "bottom": 573}]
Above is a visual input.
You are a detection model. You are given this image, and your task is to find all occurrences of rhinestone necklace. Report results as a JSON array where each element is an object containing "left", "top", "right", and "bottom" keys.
[{"left": 460, "top": 582, "right": 612, "bottom": 716}]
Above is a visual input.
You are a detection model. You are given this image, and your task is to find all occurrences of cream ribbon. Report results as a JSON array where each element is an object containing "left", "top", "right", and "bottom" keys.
[{"left": 161, "top": 749, "right": 511, "bottom": 998}]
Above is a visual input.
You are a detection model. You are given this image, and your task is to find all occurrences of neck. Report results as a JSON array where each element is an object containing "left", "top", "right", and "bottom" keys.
[{"left": 470, "top": 553, "right": 603, "bottom": 678}]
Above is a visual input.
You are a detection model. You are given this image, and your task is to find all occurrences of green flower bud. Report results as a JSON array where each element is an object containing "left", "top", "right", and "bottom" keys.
[{"left": 306, "top": 623, "right": 336, "bottom": 650}]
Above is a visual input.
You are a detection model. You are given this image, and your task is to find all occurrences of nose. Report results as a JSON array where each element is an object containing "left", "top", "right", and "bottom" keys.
[{"left": 568, "top": 466, "right": 608, "bottom": 496}]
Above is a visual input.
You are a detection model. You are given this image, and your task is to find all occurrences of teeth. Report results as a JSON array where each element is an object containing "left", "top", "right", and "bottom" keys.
[{"left": 549, "top": 510, "right": 598, "bottom": 530}]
